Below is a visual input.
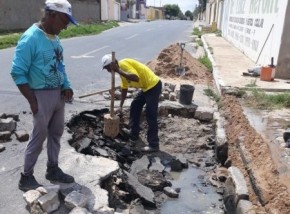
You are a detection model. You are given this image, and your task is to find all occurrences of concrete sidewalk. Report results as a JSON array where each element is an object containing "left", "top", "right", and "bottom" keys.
[{"left": 202, "top": 34, "right": 290, "bottom": 93}]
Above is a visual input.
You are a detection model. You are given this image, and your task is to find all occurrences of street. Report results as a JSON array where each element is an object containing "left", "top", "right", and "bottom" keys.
[{"left": 0, "top": 20, "right": 193, "bottom": 113}]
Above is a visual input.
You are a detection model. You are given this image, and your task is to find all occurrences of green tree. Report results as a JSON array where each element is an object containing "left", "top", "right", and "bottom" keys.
[
  {"left": 198, "top": 0, "right": 207, "bottom": 11},
  {"left": 193, "top": 5, "right": 200, "bottom": 19},
  {"left": 164, "top": 4, "right": 181, "bottom": 19},
  {"left": 185, "top": 10, "right": 193, "bottom": 20}
]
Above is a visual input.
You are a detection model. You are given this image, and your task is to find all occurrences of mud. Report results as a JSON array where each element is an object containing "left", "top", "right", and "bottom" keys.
[{"left": 66, "top": 106, "right": 224, "bottom": 212}]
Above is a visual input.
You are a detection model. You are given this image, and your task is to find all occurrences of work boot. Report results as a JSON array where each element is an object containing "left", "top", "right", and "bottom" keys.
[
  {"left": 18, "top": 173, "right": 42, "bottom": 192},
  {"left": 122, "top": 128, "right": 139, "bottom": 142},
  {"left": 45, "top": 166, "right": 74, "bottom": 183},
  {"left": 141, "top": 145, "right": 160, "bottom": 152}
]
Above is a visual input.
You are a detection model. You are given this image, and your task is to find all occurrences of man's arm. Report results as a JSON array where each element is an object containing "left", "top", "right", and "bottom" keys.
[
  {"left": 116, "top": 69, "right": 139, "bottom": 82},
  {"left": 111, "top": 62, "right": 139, "bottom": 82},
  {"left": 119, "top": 88, "right": 128, "bottom": 112},
  {"left": 17, "top": 84, "right": 38, "bottom": 114}
]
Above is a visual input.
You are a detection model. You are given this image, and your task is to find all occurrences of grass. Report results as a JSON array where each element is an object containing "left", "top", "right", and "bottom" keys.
[
  {"left": 215, "top": 30, "right": 222, "bottom": 37},
  {"left": 59, "top": 21, "right": 118, "bottom": 38},
  {"left": 244, "top": 88, "right": 290, "bottom": 109},
  {"left": 198, "top": 55, "right": 213, "bottom": 72},
  {"left": 204, "top": 87, "right": 221, "bottom": 108},
  {"left": 0, "top": 21, "right": 118, "bottom": 49},
  {"left": 192, "top": 27, "right": 202, "bottom": 38},
  {"left": 196, "top": 39, "right": 203, "bottom": 47},
  {"left": 0, "top": 33, "right": 22, "bottom": 49},
  {"left": 245, "top": 78, "right": 257, "bottom": 87}
]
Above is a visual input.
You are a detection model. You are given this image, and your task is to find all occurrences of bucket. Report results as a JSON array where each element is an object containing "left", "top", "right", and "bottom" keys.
[
  {"left": 260, "top": 66, "right": 273, "bottom": 81},
  {"left": 179, "top": 84, "right": 195, "bottom": 105}
]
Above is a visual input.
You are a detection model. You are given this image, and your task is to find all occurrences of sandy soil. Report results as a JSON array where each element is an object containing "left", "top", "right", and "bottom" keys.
[
  {"left": 147, "top": 43, "right": 290, "bottom": 213},
  {"left": 147, "top": 43, "right": 213, "bottom": 86},
  {"left": 221, "top": 95, "right": 290, "bottom": 213}
]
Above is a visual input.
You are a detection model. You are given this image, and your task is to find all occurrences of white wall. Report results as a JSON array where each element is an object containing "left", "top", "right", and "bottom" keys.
[
  {"left": 221, "top": 0, "right": 288, "bottom": 66},
  {"left": 101, "top": 0, "right": 120, "bottom": 21}
]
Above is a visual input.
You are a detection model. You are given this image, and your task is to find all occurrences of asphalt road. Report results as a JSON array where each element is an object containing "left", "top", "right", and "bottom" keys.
[{"left": 0, "top": 20, "right": 193, "bottom": 113}]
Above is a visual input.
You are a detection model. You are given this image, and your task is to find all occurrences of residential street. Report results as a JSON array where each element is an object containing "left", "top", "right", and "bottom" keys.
[{"left": 1, "top": 19, "right": 290, "bottom": 213}]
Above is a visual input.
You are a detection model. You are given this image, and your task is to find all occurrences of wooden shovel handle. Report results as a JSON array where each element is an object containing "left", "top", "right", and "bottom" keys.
[{"left": 110, "top": 52, "right": 115, "bottom": 117}]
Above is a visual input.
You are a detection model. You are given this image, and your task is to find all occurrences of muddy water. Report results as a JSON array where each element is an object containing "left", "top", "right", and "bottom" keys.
[
  {"left": 161, "top": 167, "right": 224, "bottom": 214},
  {"left": 242, "top": 106, "right": 290, "bottom": 190}
]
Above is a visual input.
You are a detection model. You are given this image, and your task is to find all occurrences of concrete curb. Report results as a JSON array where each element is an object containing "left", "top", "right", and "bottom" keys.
[
  {"left": 204, "top": 35, "right": 257, "bottom": 214},
  {"left": 201, "top": 35, "right": 225, "bottom": 95}
]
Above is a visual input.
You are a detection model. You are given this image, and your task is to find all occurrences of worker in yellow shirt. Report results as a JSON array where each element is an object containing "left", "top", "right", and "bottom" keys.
[{"left": 102, "top": 54, "right": 162, "bottom": 152}]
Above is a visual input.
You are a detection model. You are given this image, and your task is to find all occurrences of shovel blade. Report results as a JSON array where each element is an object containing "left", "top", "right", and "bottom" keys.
[{"left": 175, "top": 67, "right": 185, "bottom": 76}]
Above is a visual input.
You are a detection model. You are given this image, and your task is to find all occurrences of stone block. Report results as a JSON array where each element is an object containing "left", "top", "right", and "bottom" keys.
[
  {"left": 38, "top": 192, "right": 60, "bottom": 213},
  {"left": 23, "top": 190, "right": 42, "bottom": 206},
  {"left": 0, "top": 131, "right": 12, "bottom": 141},
  {"left": 214, "top": 113, "right": 228, "bottom": 165},
  {"left": 65, "top": 191, "right": 88, "bottom": 209},
  {"left": 236, "top": 199, "right": 256, "bottom": 214},
  {"left": 194, "top": 106, "right": 214, "bottom": 122},
  {"left": 0, "top": 144, "right": 5, "bottom": 152},
  {"left": 15, "top": 130, "right": 29, "bottom": 142},
  {"left": 0, "top": 118, "right": 16, "bottom": 132},
  {"left": 224, "top": 166, "right": 249, "bottom": 213}
]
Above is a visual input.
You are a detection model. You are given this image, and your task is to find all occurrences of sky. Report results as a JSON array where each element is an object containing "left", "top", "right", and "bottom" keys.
[{"left": 146, "top": 0, "right": 199, "bottom": 13}]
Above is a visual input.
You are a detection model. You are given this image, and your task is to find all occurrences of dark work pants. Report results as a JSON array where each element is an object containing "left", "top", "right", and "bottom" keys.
[{"left": 129, "top": 80, "right": 162, "bottom": 147}]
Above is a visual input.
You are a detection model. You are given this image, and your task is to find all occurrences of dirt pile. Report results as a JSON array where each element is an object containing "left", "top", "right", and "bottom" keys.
[{"left": 146, "top": 43, "right": 213, "bottom": 85}]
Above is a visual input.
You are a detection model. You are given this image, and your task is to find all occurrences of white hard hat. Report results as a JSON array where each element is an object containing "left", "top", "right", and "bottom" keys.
[{"left": 102, "top": 54, "right": 112, "bottom": 69}]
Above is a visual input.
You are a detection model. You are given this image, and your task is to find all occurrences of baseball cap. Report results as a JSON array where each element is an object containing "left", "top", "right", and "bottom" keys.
[
  {"left": 102, "top": 54, "right": 112, "bottom": 69},
  {"left": 45, "top": 0, "right": 78, "bottom": 25}
]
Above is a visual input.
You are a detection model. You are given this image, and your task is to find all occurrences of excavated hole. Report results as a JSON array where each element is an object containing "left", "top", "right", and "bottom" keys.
[{"left": 67, "top": 108, "right": 225, "bottom": 213}]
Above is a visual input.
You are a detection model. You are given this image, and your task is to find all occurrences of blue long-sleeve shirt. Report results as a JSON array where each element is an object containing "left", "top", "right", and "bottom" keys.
[{"left": 11, "top": 24, "right": 71, "bottom": 90}]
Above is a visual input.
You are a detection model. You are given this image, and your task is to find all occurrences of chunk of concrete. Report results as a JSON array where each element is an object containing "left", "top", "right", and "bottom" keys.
[
  {"left": 23, "top": 190, "right": 42, "bottom": 206},
  {"left": 214, "top": 112, "right": 228, "bottom": 165},
  {"left": 124, "top": 171, "right": 155, "bottom": 207},
  {"left": 236, "top": 199, "right": 256, "bottom": 214},
  {"left": 38, "top": 191, "right": 60, "bottom": 213},
  {"left": 65, "top": 191, "right": 88, "bottom": 209},
  {"left": 36, "top": 185, "right": 60, "bottom": 195},
  {"left": 0, "top": 131, "right": 11, "bottom": 141},
  {"left": 194, "top": 106, "right": 214, "bottom": 122},
  {"left": 163, "top": 187, "right": 179, "bottom": 198},
  {"left": 228, "top": 166, "right": 248, "bottom": 197},
  {"left": 224, "top": 166, "right": 249, "bottom": 214},
  {"left": 0, "top": 143, "right": 5, "bottom": 152},
  {"left": 15, "top": 130, "right": 29, "bottom": 142},
  {"left": 69, "top": 207, "right": 92, "bottom": 214},
  {"left": 0, "top": 118, "right": 16, "bottom": 132}
]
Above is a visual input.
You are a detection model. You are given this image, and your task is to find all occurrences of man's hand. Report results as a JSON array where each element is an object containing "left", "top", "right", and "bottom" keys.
[
  {"left": 110, "top": 61, "right": 119, "bottom": 73},
  {"left": 115, "top": 106, "right": 123, "bottom": 114},
  {"left": 115, "top": 107, "right": 123, "bottom": 118},
  {"left": 62, "top": 89, "right": 74, "bottom": 103},
  {"left": 29, "top": 99, "right": 38, "bottom": 115}
]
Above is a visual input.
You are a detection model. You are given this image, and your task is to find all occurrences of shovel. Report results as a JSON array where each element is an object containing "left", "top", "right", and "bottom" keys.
[
  {"left": 175, "top": 43, "right": 186, "bottom": 76},
  {"left": 103, "top": 51, "right": 120, "bottom": 138}
]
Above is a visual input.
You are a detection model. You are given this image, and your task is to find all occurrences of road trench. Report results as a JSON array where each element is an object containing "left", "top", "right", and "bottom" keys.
[
  {"left": 66, "top": 102, "right": 225, "bottom": 213},
  {"left": 62, "top": 42, "right": 227, "bottom": 213}
]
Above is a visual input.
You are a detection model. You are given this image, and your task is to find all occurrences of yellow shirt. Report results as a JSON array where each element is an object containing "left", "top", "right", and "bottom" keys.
[{"left": 119, "top": 58, "right": 159, "bottom": 92}]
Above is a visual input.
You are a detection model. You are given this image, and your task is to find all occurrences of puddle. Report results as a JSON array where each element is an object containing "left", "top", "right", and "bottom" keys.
[{"left": 161, "top": 167, "right": 223, "bottom": 214}]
